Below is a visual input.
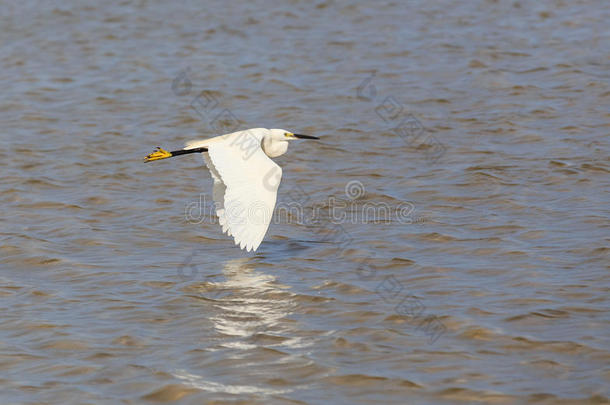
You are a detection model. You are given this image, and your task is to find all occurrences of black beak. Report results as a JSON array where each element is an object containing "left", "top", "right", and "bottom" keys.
[{"left": 293, "top": 134, "right": 319, "bottom": 140}]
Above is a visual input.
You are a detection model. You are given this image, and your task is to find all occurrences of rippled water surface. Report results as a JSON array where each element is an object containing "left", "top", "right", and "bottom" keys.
[{"left": 1, "top": 1, "right": 609, "bottom": 404}]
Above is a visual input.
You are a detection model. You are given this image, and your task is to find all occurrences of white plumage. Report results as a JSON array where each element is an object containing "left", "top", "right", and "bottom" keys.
[{"left": 168, "top": 128, "right": 318, "bottom": 251}]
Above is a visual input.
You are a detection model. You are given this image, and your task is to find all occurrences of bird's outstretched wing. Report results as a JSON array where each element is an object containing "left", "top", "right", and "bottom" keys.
[
  {"left": 202, "top": 153, "right": 231, "bottom": 236},
  {"left": 204, "top": 134, "right": 282, "bottom": 251},
  {"left": 185, "top": 139, "right": 232, "bottom": 236}
]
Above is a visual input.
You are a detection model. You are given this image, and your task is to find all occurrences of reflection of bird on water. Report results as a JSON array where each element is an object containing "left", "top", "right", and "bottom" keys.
[
  {"left": 173, "top": 258, "right": 316, "bottom": 396},
  {"left": 208, "top": 258, "right": 296, "bottom": 347}
]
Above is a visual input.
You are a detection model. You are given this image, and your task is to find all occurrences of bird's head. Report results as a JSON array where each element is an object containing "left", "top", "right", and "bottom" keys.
[{"left": 262, "top": 129, "right": 319, "bottom": 158}]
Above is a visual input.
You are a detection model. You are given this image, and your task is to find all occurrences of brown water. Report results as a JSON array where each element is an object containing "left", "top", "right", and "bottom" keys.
[{"left": 1, "top": 1, "right": 609, "bottom": 404}]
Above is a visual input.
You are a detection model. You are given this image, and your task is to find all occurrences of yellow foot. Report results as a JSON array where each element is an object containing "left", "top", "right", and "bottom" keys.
[{"left": 144, "top": 147, "right": 172, "bottom": 162}]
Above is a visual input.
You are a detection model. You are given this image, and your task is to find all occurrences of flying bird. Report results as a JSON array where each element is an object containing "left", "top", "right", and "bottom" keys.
[{"left": 144, "top": 128, "right": 319, "bottom": 251}]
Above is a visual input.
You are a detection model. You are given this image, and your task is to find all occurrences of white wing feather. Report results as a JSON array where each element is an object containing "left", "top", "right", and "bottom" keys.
[
  {"left": 201, "top": 153, "right": 232, "bottom": 236},
  {"left": 186, "top": 132, "right": 282, "bottom": 251},
  {"left": 186, "top": 140, "right": 231, "bottom": 236}
]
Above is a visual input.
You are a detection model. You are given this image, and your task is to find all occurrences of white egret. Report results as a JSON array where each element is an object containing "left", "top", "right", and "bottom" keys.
[{"left": 144, "top": 128, "right": 319, "bottom": 252}]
